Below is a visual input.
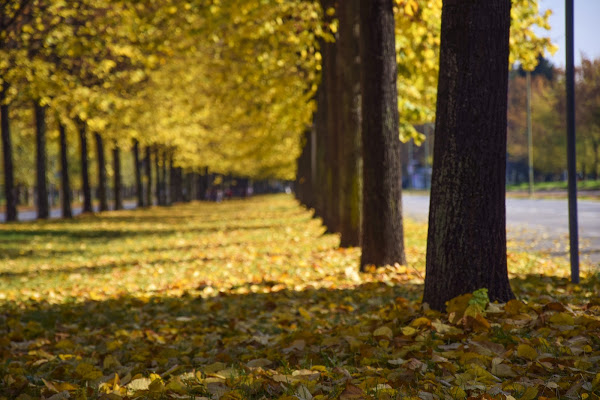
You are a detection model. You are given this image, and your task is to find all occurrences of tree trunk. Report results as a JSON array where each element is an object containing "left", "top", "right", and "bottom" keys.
[
  {"left": 145, "top": 146, "right": 152, "bottom": 206},
  {"left": 164, "top": 151, "right": 171, "bottom": 205},
  {"left": 34, "top": 102, "right": 49, "bottom": 219},
  {"left": 184, "top": 172, "right": 192, "bottom": 202},
  {"left": 359, "top": 0, "right": 406, "bottom": 269},
  {"left": 338, "top": 0, "right": 362, "bottom": 247},
  {"left": 154, "top": 147, "right": 161, "bottom": 205},
  {"left": 58, "top": 122, "right": 72, "bottom": 218},
  {"left": 1, "top": 84, "right": 17, "bottom": 221},
  {"left": 133, "top": 139, "right": 143, "bottom": 207},
  {"left": 198, "top": 167, "right": 209, "bottom": 200},
  {"left": 324, "top": 27, "right": 340, "bottom": 232},
  {"left": 423, "top": 0, "right": 515, "bottom": 311},
  {"left": 314, "top": 87, "right": 328, "bottom": 223},
  {"left": 113, "top": 145, "right": 122, "bottom": 210},
  {"left": 94, "top": 133, "right": 108, "bottom": 211},
  {"left": 78, "top": 120, "right": 93, "bottom": 213}
]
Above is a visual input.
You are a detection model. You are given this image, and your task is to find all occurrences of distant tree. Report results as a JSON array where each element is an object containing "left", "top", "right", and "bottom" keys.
[
  {"left": 577, "top": 57, "right": 600, "bottom": 179},
  {"left": 423, "top": 0, "right": 515, "bottom": 311},
  {"left": 518, "top": 55, "right": 555, "bottom": 81}
]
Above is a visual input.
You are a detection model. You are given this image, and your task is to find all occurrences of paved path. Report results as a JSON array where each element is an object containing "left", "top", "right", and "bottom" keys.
[{"left": 403, "top": 194, "right": 600, "bottom": 265}]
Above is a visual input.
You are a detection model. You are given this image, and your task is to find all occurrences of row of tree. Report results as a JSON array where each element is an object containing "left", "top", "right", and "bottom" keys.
[
  {"left": 1, "top": 0, "right": 324, "bottom": 221},
  {"left": 295, "top": 0, "right": 554, "bottom": 310}
]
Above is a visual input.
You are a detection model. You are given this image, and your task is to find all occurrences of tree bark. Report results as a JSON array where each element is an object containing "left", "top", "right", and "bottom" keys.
[
  {"left": 94, "top": 133, "right": 108, "bottom": 212},
  {"left": 58, "top": 122, "right": 72, "bottom": 218},
  {"left": 338, "top": 0, "right": 362, "bottom": 247},
  {"left": 154, "top": 147, "right": 161, "bottom": 205},
  {"left": 145, "top": 146, "right": 152, "bottom": 206},
  {"left": 78, "top": 121, "right": 93, "bottom": 213},
  {"left": 113, "top": 144, "right": 122, "bottom": 210},
  {"left": 423, "top": 0, "right": 515, "bottom": 311},
  {"left": 184, "top": 172, "right": 192, "bottom": 202},
  {"left": 359, "top": 0, "right": 406, "bottom": 269},
  {"left": 133, "top": 139, "right": 143, "bottom": 207},
  {"left": 34, "top": 102, "right": 49, "bottom": 219},
  {"left": 324, "top": 25, "right": 340, "bottom": 232},
  {"left": 164, "top": 151, "right": 171, "bottom": 205},
  {"left": 1, "top": 84, "right": 17, "bottom": 221}
]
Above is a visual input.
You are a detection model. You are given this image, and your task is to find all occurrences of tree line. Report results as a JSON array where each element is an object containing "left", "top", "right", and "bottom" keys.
[{"left": 295, "top": 0, "right": 553, "bottom": 310}]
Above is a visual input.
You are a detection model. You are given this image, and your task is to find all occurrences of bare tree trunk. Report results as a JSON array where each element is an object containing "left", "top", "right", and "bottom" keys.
[
  {"left": 145, "top": 146, "right": 152, "bottom": 206},
  {"left": 34, "top": 102, "right": 49, "bottom": 219},
  {"left": 1, "top": 84, "right": 17, "bottom": 221},
  {"left": 338, "top": 0, "right": 362, "bottom": 247},
  {"left": 78, "top": 120, "right": 93, "bottom": 213},
  {"left": 133, "top": 139, "right": 143, "bottom": 207},
  {"left": 58, "top": 122, "right": 72, "bottom": 218},
  {"left": 359, "top": 0, "right": 406, "bottom": 269},
  {"left": 113, "top": 145, "right": 122, "bottom": 210},
  {"left": 423, "top": 0, "right": 515, "bottom": 311},
  {"left": 95, "top": 133, "right": 108, "bottom": 212}
]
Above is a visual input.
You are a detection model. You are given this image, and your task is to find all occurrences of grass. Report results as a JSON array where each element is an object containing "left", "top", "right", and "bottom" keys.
[
  {"left": 0, "top": 194, "right": 599, "bottom": 400},
  {"left": 506, "top": 179, "right": 600, "bottom": 192}
]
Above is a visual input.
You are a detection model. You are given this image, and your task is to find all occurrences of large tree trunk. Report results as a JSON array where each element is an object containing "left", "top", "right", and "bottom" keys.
[
  {"left": 1, "top": 84, "right": 17, "bottom": 222},
  {"left": 34, "top": 102, "right": 49, "bottom": 219},
  {"left": 94, "top": 133, "right": 108, "bottom": 211},
  {"left": 113, "top": 145, "right": 122, "bottom": 210},
  {"left": 58, "top": 122, "right": 72, "bottom": 218},
  {"left": 338, "top": 0, "right": 362, "bottom": 247},
  {"left": 423, "top": 0, "right": 515, "bottom": 311},
  {"left": 145, "top": 146, "right": 152, "bottom": 206},
  {"left": 359, "top": 0, "right": 406, "bottom": 269},
  {"left": 133, "top": 139, "right": 143, "bottom": 207},
  {"left": 78, "top": 121, "right": 93, "bottom": 213}
]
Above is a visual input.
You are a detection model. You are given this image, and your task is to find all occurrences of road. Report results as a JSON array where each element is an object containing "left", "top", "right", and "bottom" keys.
[{"left": 403, "top": 194, "right": 600, "bottom": 265}]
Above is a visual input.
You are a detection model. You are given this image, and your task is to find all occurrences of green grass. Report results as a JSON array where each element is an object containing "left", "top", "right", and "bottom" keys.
[
  {"left": 506, "top": 179, "right": 600, "bottom": 191},
  {"left": 0, "top": 194, "right": 598, "bottom": 400}
]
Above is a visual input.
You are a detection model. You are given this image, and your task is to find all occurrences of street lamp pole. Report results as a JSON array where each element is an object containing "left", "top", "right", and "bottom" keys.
[{"left": 565, "top": 0, "right": 579, "bottom": 283}]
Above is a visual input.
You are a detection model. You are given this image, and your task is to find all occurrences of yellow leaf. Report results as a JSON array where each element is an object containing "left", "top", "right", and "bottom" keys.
[
  {"left": 517, "top": 344, "right": 538, "bottom": 361},
  {"left": 549, "top": 312, "right": 575, "bottom": 326},
  {"left": 373, "top": 326, "right": 393, "bottom": 340},
  {"left": 401, "top": 326, "right": 417, "bottom": 336},
  {"left": 520, "top": 386, "right": 539, "bottom": 400},
  {"left": 449, "top": 386, "right": 466, "bottom": 399}
]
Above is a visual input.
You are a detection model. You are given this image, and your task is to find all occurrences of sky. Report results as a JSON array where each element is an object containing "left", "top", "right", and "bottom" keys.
[{"left": 536, "top": 0, "right": 600, "bottom": 67}]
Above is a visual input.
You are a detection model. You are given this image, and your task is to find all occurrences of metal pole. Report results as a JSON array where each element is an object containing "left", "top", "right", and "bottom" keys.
[
  {"left": 565, "top": 0, "right": 579, "bottom": 283},
  {"left": 526, "top": 70, "right": 534, "bottom": 196}
]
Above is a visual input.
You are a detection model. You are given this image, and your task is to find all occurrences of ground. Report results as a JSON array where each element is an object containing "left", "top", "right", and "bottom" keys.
[{"left": 0, "top": 195, "right": 599, "bottom": 400}]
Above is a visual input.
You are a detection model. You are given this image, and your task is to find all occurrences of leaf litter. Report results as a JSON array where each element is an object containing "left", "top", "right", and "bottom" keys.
[{"left": 0, "top": 195, "right": 599, "bottom": 399}]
